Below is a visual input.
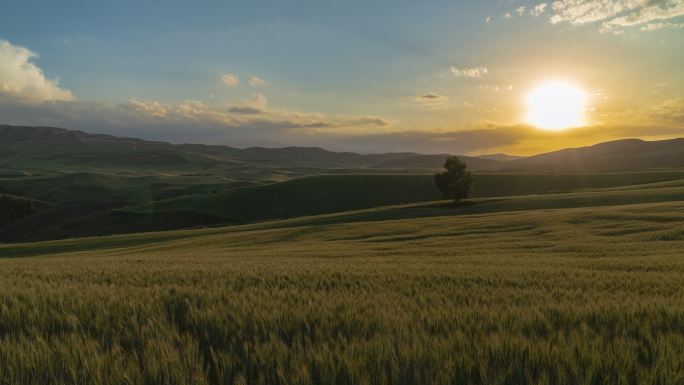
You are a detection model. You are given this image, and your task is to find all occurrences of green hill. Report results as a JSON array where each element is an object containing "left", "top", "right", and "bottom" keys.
[
  {"left": 0, "top": 193, "right": 50, "bottom": 227},
  {"left": 5, "top": 169, "right": 684, "bottom": 242},
  {"left": 3, "top": 175, "right": 684, "bottom": 258},
  {"left": 119, "top": 170, "right": 684, "bottom": 225},
  {"left": 5, "top": 124, "right": 684, "bottom": 243}
]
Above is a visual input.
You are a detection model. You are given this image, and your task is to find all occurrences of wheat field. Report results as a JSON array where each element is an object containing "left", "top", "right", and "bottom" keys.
[{"left": 1, "top": 200, "right": 684, "bottom": 384}]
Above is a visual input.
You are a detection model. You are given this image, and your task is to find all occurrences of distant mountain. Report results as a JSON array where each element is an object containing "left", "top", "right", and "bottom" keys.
[
  {"left": 476, "top": 153, "right": 524, "bottom": 162},
  {"left": 0, "top": 125, "right": 177, "bottom": 151},
  {"left": 0, "top": 125, "right": 503, "bottom": 170},
  {"left": 3, "top": 125, "right": 684, "bottom": 173},
  {"left": 509, "top": 138, "right": 684, "bottom": 172}
]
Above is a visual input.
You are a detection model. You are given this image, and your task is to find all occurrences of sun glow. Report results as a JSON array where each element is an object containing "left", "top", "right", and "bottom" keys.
[{"left": 526, "top": 81, "right": 588, "bottom": 131}]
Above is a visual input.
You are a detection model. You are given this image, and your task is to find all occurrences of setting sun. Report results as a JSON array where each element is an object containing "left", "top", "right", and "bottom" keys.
[{"left": 526, "top": 81, "right": 588, "bottom": 131}]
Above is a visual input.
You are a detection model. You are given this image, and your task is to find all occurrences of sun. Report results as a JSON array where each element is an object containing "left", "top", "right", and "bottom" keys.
[{"left": 525, "top": 81, "right": 588, "bottom": 131}]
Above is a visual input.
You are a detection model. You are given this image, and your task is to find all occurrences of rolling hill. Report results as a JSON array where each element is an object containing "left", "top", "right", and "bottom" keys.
[
  {"left": 116, "top": 170, "right": 684, "bottom": 228},
  {"left": 3, "top": 124, "right": 684, "bottom": 242}
]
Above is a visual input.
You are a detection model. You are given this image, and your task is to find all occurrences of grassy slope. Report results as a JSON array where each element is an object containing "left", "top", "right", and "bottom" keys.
[
  {"left": 4, "top": 170, "right": 684, "bottom": 245},
  {"left": 5, "top": 129, "right": 684, "bottom": 243},
  {"left": 121, "top": 174, "right": 440, "bottom": 222},
  {"left": 4, "top": 175, "right": 684, "bottom": 258},
  {"left": 120, "top": 170, "right": 684, "bottom": 224},
  {"left": 1, "top": 184, "right": 684, "bottom": 383}
]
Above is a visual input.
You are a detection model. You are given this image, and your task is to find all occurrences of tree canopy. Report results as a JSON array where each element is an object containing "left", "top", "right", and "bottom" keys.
[{"left": 434, "top": 156, "right": 475, "bottom": 204}]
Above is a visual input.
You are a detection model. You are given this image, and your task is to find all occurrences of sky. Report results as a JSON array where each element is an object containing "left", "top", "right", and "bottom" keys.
[{"left": 1, "top": 0, "right": 683, "bottom": 155}]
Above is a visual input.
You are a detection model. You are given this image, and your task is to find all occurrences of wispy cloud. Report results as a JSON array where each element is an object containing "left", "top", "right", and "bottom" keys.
[
  {"left": 530, "top": 3, "right": 548, "bottom": 17},
  {"left": 548, "top": 0, "right": 684, "bottom": 32},
  {"left": 0, "top": 39, "right": 74, "bottom": 101},
  {"left": 549, "top": 1, "right": 642, "bottom": 25},
  {"left": 247, "top": 75, "right": 266, "bottom": 87},
  {"left": 450, "top": 66, "right": 488, "bottom": 78},
  {"left": 502, "top": 3, "right": 548, "bottom": 19},
  {"left": 219, "top": 73, "right": 240, "bottom": 86},
  {"left": 640, "top": 21, "right": 684, "bottom": 30}
]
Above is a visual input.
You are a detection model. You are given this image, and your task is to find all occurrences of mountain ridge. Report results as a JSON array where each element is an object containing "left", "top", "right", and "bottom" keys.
[
  {"left": 3, "top": 124, "right": 684, "bottom": 172},
  {"left": 509, "top": 137, "right": 684, "bottom": 172},
  {"left": 0, "top": 124, "right": 503, "bottom": 170}
]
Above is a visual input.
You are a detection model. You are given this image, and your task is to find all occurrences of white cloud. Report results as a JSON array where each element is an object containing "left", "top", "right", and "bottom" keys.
[
  {"left": 219, "top": 73, "right": 240, "bottom": 86},
  {"left": 503, "top": 3, "right": 548, "bottom": 18},
  {"left": 0, "top": 39, "right": 74, "bottom": 101},
  {"left": 604, "top": 1, "right": 684, "bottom": 30},
  {"left": 247, "top": 75, "right": 266, "bottom": 87},
  {"left": 549, "top": 0, "right": 684, "bottom": 32},
  {"left": 549, "top": 1, "right": 638, "bottom": 25},
  {"left": 450, "top": 66, "right": 488, "bottom": 78},
  {"left": 119, "top": 97, "right": 390, "bottom": 134},
  {"left": 530, "top": 3, "right": 548, "bottom": 16},
  {"left": 640, "top": 21, "right": 684, "bottom": 30}
]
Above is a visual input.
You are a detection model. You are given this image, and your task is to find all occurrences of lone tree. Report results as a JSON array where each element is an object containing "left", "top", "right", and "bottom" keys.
[{"left": 434, "top": 156, "right": 475, "bottom": 204}]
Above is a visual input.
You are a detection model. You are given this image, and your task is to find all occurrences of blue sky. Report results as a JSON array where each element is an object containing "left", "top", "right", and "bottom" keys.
[
  {"left": 1, "top": 0, "right": 684, "bottom": 154},
  {"left": 4, "top": 1, "right": 498, "bottom": 103}
]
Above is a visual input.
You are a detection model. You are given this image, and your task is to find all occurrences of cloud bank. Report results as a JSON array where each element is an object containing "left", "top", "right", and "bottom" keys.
[
  {"left": 0, "top": 93, "right": 391, "bottom": 146},
  {"left": 2, "top": 92, "right": 683, "bottom": 154}
]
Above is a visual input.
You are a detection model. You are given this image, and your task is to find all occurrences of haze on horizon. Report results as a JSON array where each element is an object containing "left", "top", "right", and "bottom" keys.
[{"left": 1, "top": 0, "right": 683, "bottom": 155}]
